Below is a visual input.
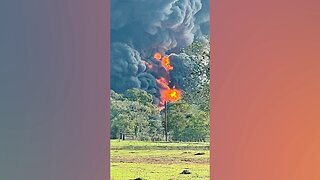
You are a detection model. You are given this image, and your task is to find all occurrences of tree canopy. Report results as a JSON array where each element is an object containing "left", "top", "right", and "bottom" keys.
[
  {"left": 110, "top": 89, "right": 163, "bottom": 141},
  {"left": 182, "top": 37, "right": 210, "bottom": 112},
  {"left": 166, "top": 101, "right": 209, "bottom": 141}
]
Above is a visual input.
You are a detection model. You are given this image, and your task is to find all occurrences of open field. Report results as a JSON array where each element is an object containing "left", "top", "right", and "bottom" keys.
[{"left": 110, "top": 140, "right": 210, "bottom": 180}]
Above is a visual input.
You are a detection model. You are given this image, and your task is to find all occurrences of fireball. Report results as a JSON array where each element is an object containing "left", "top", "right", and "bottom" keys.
[
  {"left": 161, "top": 88, "right": 182, "bottom": 102},
  {"left": 162, "top": 56, "right": 173, "bottom": 71},
  {"left": 153, "top": 52, "right": 162, "bottom": 60}
]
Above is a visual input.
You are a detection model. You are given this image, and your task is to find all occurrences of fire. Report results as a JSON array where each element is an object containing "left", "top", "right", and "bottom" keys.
[
  {"left": 153, "top": 53, "right": 182, "bottom": 108},
  {"left": 153, "top": 52, "right": 162, "bottom": 60},
  {"left": 152, "top": 53, "right": 173, "bottom": 71},
  {"left": 162, "top": 56, "right": 173, "bottom": 71},
  {"left": 156, "top": 77, "right": 169, "bottom": 89},
  {"left": 157, "top": 77, "right": 181, "bottom": 103},
  {"left": 161, "top": 88, "right": 182, "bottom": 102}
]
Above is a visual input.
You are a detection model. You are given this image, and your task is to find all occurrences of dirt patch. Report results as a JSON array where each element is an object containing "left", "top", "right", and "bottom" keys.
[
  {"left": 181, "top": 159, "right": 192, "bottom": 162},
  {"left": 111, "top": 156, "right": 209, "bottom": 165}
]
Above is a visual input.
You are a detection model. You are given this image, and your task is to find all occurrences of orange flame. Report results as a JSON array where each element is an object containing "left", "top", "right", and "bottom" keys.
[
  {"left": 162, "top": 56, "right": 173, "bottom": 71},
  {"left": 153, "top": 53, "right": 182, "bottom": 108},
  {"left": 154, "top": 52, "right": 162, "bottom": 60},
  {"left": 156, "top": 77, "right": 169, "bottom": 89},
  {"left": 161, "top": 88, "right": 182, "bottom": 102},
  {"left": 156, "top": 77, "right": 181, "bottom": 104}
]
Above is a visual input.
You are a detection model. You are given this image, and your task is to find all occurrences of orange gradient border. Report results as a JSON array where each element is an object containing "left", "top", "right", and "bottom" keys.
[{"left": 211, "top": 0, "right": 320, "bottom": 179}]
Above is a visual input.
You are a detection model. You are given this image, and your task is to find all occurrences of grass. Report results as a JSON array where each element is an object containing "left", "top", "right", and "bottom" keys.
[{"left": 110, "top": 140, "right": 210, "bottom": 180}]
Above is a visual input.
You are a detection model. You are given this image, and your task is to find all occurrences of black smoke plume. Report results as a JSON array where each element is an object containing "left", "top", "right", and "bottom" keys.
[{"left": 110, "top": 0, "right": 209, "bottom": 103}]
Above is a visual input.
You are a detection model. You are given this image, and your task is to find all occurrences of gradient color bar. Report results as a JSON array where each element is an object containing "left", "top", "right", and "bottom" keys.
[
  {"left": 0, "top": 0, "right": 109, "bottom": 179},
  {"left": 212, "top": 0, "right": 320, "bottom": 179}
]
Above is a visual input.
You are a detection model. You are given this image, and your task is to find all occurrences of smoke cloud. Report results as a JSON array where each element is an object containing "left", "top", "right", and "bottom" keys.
[{"left": 110, "top": 0, "right": 209, "bottom": 102}]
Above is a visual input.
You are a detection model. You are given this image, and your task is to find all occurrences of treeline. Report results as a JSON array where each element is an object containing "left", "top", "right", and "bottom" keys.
[
  {"left": 110, "top": 89, "right": 163, "bottom": 141},
  {"left": 110, "top": 88, "right": 209, "bottom": 142}
]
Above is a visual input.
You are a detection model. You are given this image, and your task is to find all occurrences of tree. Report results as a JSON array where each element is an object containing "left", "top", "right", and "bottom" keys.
[
  {"left": 123, "top": 88, "right": 153, "bottom": 106},
  {"left": 166, "top": 101, "right": 209, "bottom": 141},
  {"left": 110, "top": 89, "right": 163, "bottom": 140},
  {"left": 181, "top": 37, "right": 210, "bottom": 112}
]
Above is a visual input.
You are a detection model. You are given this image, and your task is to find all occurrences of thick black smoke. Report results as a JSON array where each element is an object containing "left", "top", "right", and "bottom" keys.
[
  {"left": 110, "top": 43, "right": 146, "bottom": 92},
  {"left": 110, "top": 0, "right": 209, "bottom": 102},
  {"left": 168, "top": 53, "right": 195, "bottom": 90}
]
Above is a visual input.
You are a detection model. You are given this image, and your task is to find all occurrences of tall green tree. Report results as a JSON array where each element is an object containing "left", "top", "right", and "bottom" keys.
[
  {"left": 182, "top": 37, "right": 210, "bottom": 112},
  {"left": 166, "top": 101, "right": 209, "bottom": 141},
  {"left": 110, "top": 89, "right": 163, "bottom": 140}
]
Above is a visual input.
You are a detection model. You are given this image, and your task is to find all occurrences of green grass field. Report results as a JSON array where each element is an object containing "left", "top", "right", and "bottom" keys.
[{"left": 110, "top": 140, "right": 210, "bottom": 180}]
